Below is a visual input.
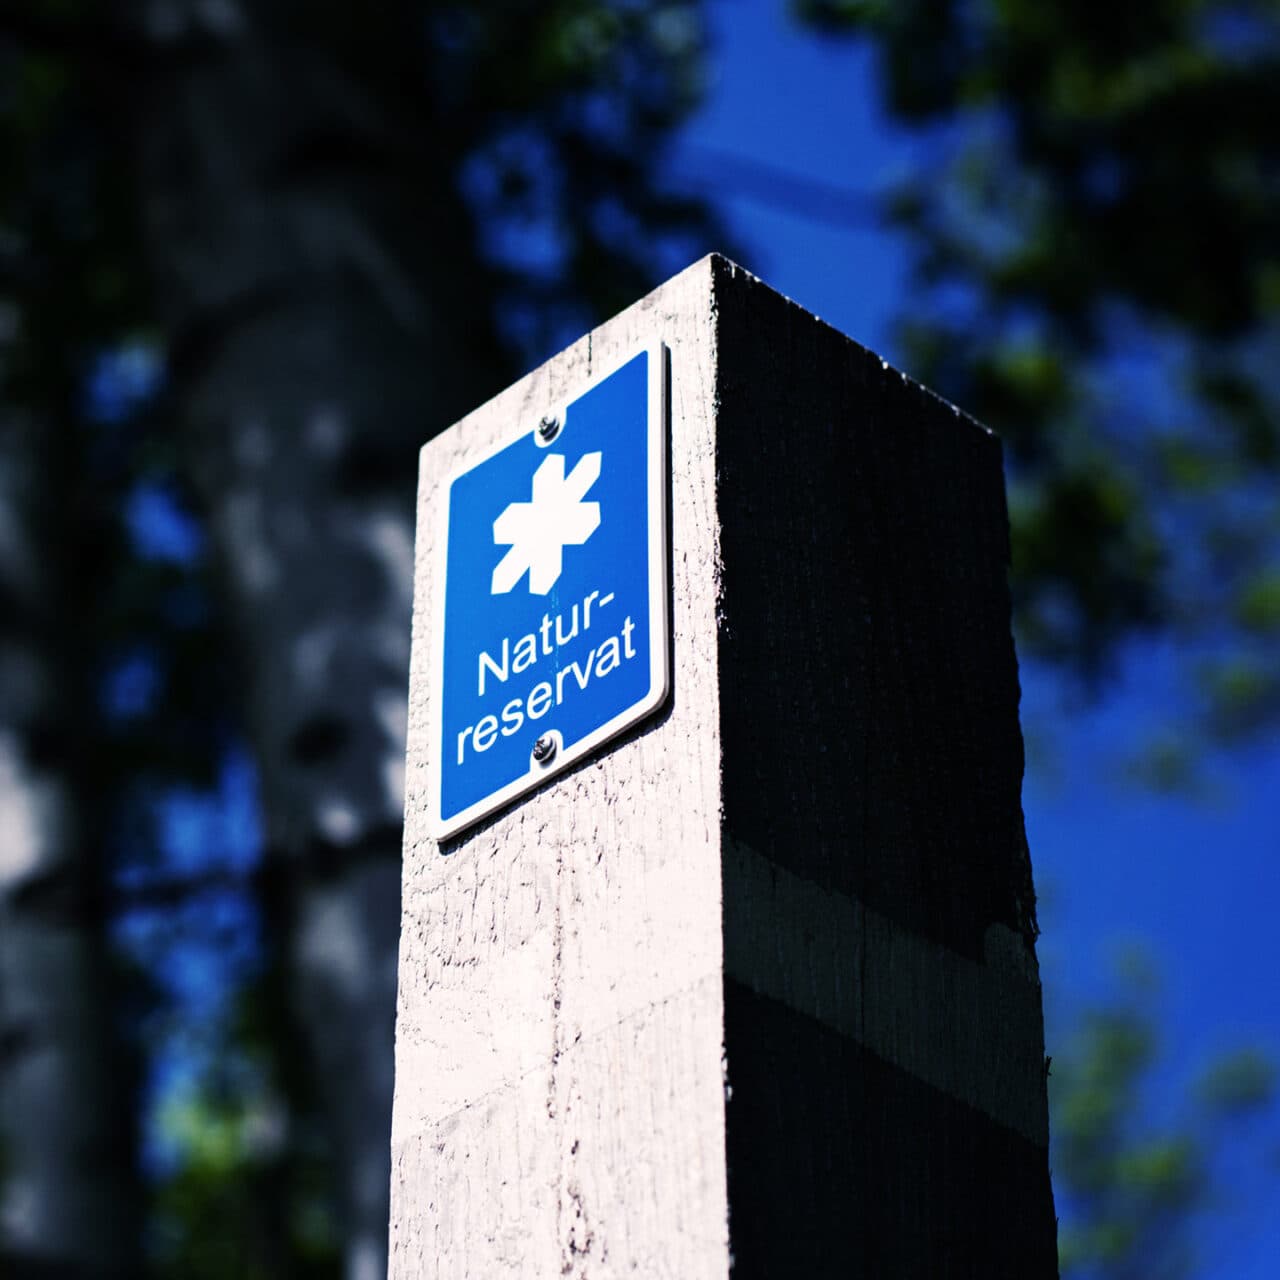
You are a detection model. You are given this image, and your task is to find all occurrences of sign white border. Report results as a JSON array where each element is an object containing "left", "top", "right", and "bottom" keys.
[{"left": 428, "top": 342, "right": 669, "bottom": 841}]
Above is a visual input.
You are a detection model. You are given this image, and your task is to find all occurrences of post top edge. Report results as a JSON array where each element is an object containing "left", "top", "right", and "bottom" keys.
[
  {"left": 705, "top": 253, "right": 996, "bottom": 442},
  {"left": 417, "top": 250, "right": 995, "bottom": 466}
]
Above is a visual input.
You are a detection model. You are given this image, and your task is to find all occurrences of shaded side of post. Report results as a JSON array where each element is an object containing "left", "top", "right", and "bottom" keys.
[{"left": 711, "top": 257, "right": 1057, "bottom": 1277}]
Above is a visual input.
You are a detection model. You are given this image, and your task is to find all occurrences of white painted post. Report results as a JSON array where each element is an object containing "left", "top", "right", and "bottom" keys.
[{"left": 389, "top": 255, "right": 1058, "bottom": 1278}]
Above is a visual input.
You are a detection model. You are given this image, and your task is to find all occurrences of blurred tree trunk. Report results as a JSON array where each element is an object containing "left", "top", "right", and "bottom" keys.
[
  {"left": 0, "top": 406, "right": 140, "bottom": 1274},
  {"left": 129, "top": 4, "right": 507, "bottom": 1274}
]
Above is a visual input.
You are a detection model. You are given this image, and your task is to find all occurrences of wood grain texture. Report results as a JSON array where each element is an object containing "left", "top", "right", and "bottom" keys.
[
  {"left": 392, "top": 256, "right": 730, "bottom": 1279},
  {"left": 391, "top": 255, "right": 1058, "bottom": 1278}
]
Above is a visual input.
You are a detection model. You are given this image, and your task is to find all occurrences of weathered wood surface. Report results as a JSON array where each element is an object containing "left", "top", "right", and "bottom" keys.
[{"left": 390, "top": 254, "right": 1058, "bottom": 1278}]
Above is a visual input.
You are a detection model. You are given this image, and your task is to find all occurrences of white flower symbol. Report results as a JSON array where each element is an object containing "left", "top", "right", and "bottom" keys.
[{"left": 491, "top": 452, "right": 602, "bottom": 595}]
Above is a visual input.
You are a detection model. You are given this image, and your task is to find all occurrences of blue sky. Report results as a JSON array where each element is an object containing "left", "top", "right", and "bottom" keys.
[{"left": 672, "top": 0, "right": 1279, "bottom": 1269}]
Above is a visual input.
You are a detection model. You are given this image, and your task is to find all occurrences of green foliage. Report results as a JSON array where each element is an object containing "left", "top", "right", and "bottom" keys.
[
  {"left": 415, "top": 0, "right": 722, "bottom": 357},
  {"left": 800, "top": 0, "right": 1280, "bottom": 747},
  {"left": 149, "top": 1057, "right": 341, "bottom": 1279},
  {"left": 1050, "top": 961, "right": 1278, "bottom": 1278},
  {"left": 1196, "top": 1048, "right": 1278, "bottom": 1114}
]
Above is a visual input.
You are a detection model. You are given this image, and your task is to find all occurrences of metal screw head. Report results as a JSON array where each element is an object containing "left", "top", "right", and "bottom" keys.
[
  {"left": 537, "top": 414, "right": 561, "bottom": 443},
  {"left": 531, "top": 734, "right": 557, "bottom": 765}
]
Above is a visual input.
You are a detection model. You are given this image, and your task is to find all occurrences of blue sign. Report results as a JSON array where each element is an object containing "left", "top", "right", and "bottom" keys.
[{"left": 430, "top": 345, "right": 669, "bottom": 838}]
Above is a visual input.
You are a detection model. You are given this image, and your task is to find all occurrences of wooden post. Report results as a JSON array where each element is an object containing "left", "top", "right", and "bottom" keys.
[{"left": 390, "top": 255, "right": 1058, "bottom": 1278}]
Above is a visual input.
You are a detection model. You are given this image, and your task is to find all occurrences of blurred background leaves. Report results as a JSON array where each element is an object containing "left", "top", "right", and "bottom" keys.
[
  {"left": 797, "top": 0, "right": 1280, "bottom": 760},
  {"left": 1050, "top": 952, "right": 1277, "bottom": 1280}
]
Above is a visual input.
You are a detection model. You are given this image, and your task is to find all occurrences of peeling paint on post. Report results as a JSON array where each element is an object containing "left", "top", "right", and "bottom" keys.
[{"left": 389, "top": 255, "right": 1059, "bottom": 1278}]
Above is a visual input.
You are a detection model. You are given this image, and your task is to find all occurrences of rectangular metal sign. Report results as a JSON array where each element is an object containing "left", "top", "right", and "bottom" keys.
[{"left": 430, "top": 345, "right": 669, "bottom": 839}]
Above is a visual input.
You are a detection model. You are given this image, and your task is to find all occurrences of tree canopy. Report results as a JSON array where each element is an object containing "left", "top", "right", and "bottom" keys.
[
  {"left": 1049, "top": 955, "right": 1277, "bottom": 1279},
  {"left": 799, "top": 0, "right": 1280, "bottom": 765},
  {"left": 2, "top": 0, "right": 1278, "bottom": 1274}
]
